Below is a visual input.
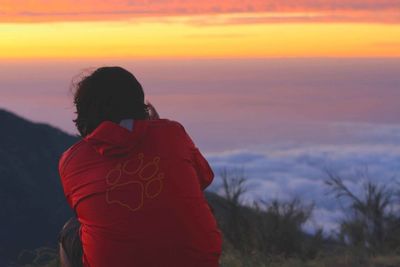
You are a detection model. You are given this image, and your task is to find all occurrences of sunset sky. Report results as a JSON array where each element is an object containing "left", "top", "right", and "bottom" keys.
[{"left": 1, "top": 0, "right": 400, "bottom": 59}]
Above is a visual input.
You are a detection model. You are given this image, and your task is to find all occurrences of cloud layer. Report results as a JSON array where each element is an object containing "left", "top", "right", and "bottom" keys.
[
  {"left": 206, "top": 130, "right": 400, "bottom": 233},
  {"left": 1, "top": 0, "right": 399, "bottom": 23}
]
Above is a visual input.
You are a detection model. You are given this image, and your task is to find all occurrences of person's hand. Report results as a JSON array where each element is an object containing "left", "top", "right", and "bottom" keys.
[{"left": 146, "top": 101, "right": 160, "bottom": 120}]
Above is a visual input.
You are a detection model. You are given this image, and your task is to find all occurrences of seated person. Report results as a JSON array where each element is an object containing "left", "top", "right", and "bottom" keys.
[{"left": 58, "top": 66, "right": 222, "bottom": 267}]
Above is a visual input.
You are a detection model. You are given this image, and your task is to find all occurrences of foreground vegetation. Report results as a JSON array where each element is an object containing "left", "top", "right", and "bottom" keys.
[
  {"left": 13, "top": 247, "right": 400, "bottom": 267},
  {"left": 12, "top": 169, "right": 400, "bottom": 267},
  {"left": 217, "top": 168, "right": 400, "bottom": 267}
]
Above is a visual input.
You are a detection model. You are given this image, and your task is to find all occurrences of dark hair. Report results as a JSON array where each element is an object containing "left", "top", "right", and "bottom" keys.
[
  {"left": 58, "top": 217, "right": 83, "bottom": 267},
  {"left": 72, "top": 66, "right": 148, "bottom": 137}
]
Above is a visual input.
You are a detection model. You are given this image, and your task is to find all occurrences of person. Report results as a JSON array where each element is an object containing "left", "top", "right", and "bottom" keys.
[{"left": 58, "top": 66, "right": 222, "bottom": 267}]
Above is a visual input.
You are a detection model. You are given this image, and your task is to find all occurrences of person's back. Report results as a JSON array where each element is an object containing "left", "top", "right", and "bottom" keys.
[{"left": 58, "top": 67, "right": 222, "bottom": 267}]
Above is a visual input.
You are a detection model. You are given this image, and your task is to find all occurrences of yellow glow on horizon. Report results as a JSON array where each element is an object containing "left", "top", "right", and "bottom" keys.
[{"left": 1, "top": 16, "right": 400, "bottom": 59}]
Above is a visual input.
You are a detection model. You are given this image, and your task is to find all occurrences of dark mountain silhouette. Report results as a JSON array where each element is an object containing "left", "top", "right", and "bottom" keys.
[{"left": 0, "top": 109, "right": 77, "bottom": 265}]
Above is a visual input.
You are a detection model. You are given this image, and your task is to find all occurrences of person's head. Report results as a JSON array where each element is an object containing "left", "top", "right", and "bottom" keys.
[{"left": 72, "top": 66, "right": 148, "bottom": 137}]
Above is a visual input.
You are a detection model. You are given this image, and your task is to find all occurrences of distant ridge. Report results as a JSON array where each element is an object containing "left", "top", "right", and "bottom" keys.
[{"left": 0, "top": 108, "right": 77, "bottom": 265}]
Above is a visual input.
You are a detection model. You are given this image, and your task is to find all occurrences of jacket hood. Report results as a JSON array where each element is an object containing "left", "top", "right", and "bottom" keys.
[{"left": 84, "top": 120, "right": 148, "bottom": 157}]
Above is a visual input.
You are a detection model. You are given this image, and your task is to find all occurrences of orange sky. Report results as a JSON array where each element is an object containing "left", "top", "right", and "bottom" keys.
[
  {"left": 0, "top": 0, "right": 399, "bottom": 58},
  {"left": 1, "top": 0, "right": 399, "bottom": 23}
]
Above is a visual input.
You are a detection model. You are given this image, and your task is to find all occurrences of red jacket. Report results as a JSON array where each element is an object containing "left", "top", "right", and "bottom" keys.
[{"left": 59, "top": 119, "right": 222, "bottom": 267}]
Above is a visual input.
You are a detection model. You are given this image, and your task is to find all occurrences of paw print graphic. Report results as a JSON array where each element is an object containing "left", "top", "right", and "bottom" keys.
[{"left": 105, "top": 153, "right": 164, "bottom": 212}]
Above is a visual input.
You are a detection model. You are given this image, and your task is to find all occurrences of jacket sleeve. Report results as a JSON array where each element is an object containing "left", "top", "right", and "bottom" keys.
[
  {"left": 176, "top": 122, "right": 214, "bottom": 190},
  {"left": 58, "top": 151, "right": 74, "bottom": 209},
  {"left": 191, "top": 146, "right": 214, "bottom": 190},
  {"left": 58, "top": 141, "right": 85, "bottom": 209}
]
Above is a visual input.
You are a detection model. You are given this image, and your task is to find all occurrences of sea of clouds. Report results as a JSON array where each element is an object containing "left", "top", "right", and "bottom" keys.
[{"left": 206, "top": 122, "right": 400, "bottom": 234}]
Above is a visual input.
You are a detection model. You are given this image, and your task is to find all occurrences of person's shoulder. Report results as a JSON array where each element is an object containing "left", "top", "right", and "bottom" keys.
[
  {"left": 147, "top": 119, "right": 185, "bottom": 131},
  {"left": 58, "top": 139, "right": 91, "bottom": 176},
  {"left": 146, "top": 119, "right": 189, "bottom": 141},
  {"left": 61, "top": 139, "right": 87, "bottom": 159}
]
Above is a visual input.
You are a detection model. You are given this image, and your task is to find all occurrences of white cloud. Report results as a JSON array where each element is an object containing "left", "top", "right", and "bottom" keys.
[{"left": 206, "top": 142, "right": 400, "bottom": 233}]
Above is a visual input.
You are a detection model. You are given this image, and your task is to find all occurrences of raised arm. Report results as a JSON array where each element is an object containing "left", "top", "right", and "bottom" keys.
[{"left": 178, "top": 124, "right": 214, "bottom": 190}]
